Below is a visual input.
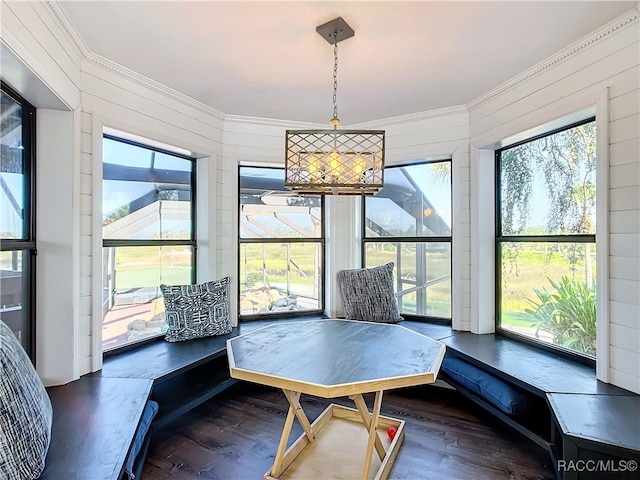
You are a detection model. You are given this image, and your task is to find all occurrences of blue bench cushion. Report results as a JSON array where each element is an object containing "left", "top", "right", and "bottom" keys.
[
  {"left": 124, "top": 400, "right": 159, "bottom": 478},
  {"left": 442, "top": 357, "right": 532, "bottom": 416}
]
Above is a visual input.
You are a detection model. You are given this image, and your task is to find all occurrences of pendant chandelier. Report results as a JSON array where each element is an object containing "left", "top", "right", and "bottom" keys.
[{"left": 285, "top": 17, "right": 385, "bottom": 196}]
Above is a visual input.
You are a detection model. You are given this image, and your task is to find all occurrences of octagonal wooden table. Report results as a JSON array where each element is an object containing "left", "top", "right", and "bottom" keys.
[{"left": 227, "top": 319, "right": 446, "bottom": 480}]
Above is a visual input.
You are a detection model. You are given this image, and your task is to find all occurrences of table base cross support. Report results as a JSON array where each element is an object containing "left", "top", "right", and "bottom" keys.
[{"left": 264, "top": 390, "right": 406, "bottom": 480}]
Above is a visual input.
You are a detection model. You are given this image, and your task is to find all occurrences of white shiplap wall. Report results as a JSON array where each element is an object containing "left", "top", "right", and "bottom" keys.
[
  {"left": 223, "top": 109, "right": 470, "bottom": 328},
  {"left": 2, "top": 0, "right": 637, "bottom": 394},
  {"left": 2, "top": 0, "right": 227, "bottom": 382},
  {"left": 0, "top": 0, "right": 81, "bottom": 109},
  {"left": 80, "top": 58, "right": 226, "bottom": 372},
  {"left": 468, "top": 8, "right": 640, "bottom": 394},
  {"left": 1, "top": 0, "right": 83, "bottom": 385}
]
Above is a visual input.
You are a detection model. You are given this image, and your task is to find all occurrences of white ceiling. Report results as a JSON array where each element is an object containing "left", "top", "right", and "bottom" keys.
[{"left": 60, "top": 1, "right": 636, "bottom": 125}]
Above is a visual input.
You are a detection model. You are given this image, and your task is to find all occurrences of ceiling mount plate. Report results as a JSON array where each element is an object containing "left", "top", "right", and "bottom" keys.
[{"left": 316, "top": 17, "right": 355, "bottom": 44}]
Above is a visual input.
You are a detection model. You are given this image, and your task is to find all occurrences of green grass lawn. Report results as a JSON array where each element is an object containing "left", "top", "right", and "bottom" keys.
[
  {"left": 111, "top": 241, "right": 592, "bottom": 347},
  {"left": 115, "top": 267, "right": 191, "bottom": 289},
  {"left": 500, "top": 311, "right": 535, "bottom": 329}
]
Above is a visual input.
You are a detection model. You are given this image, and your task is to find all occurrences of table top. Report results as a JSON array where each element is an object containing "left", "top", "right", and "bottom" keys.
[{"left": 227, "top": 319, "right": 446, "bottom": 398}]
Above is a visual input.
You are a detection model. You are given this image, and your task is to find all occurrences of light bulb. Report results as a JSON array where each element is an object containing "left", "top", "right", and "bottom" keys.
[
  {"left": 353, "top": 156, "right": 364, "bottom": 175},
  {"left": 307, "top": 156, "right": 318, "bottom": 178},
  {"left": 328, "top": 151, "right": 341, "bottom": 178},
  {"left": 350, "top": 156, "right": 365, "bottom": 183}
]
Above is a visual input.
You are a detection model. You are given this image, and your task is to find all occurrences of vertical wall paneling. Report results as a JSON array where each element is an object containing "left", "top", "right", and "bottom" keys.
[
  {"left": 469, "top": 147, "right": 495, "bottom": 334},
  {"left": 0, "top": 1, "right": 81, "bottom": 109},
  {"left": 326, "top": 196, "right": 360, "bottom": 318},
  {"left": 469, "top": 9, "right": 639, "bottom": 393},
  {"left": 73, "top": 107, "right": 87, "bottom": 375},
  {"left": 227, "top": 156, "right": 238, "bottom": 325},
  {"left": 225, "top": 110, "right": 470, "bottom": 323},
  {"left": 35, "top": 110, "right": 78, "bottom": 385},
  {"left": 196, "top": 153, "right": 215, "bottom": 281},
  {"left": 596, "top": 88, "right": 610, "bottom": 382},
  {"left": 6, "top": 1, "right": 638, "bottom": 391},
  {"left": 80, "top": 51, "right": 225, "bottom": 352},
  {"left": 452, "top": 146, "right": 471, "bottom": 331},
  {"left": 90, "top": 113, "right": 104, "bottom": 372}
]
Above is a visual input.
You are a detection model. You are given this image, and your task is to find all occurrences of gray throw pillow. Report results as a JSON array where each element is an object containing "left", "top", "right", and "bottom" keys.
[
  {"left": 337, "top": 262, "right": 403, "bottom": 323},
  {"left": 0, "top": 319, "right": 52, "bottom": 479},
  {"left": 160, "top": 277, "right": 233, "bottom": 342}
]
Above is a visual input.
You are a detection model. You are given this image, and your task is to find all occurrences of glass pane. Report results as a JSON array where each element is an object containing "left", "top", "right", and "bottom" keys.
[
  {"left": 365, "top": 162, "right": 451, "bottom": 237},
  {"left": 365, "top": 242, "right": 451, "bottom": 318},
  {"left": 0, "top": 250, "right": 30, "bottom": 352},
  {"left": 240, "top": 167, "right": 322, "bottom": 239},
  {"left": 102, "top": 245, "right": 193, "bottom": 350},
  {"left": 103, "top": 137, "right": 193, "bottom": 240},
  {"left": 239, "top": 242, "right": 322, "bottom": 315},
  {"left": 499, "top": 241, "right": 596, "bottom": 357},
  {"left": 1, "top": 91, "right": 26, "bottom": 239},
  {"left": 500, "top": 121, "right": 596, "bottom": 236}
]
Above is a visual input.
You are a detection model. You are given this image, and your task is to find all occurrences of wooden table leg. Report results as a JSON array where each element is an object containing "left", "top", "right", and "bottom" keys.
[
  {"left": 351, "top": 394, "right": 386, "bottom": 460},
  {"left": 282, "top": 389, "right": 315, "bottom": 441},
  {"left": 270, "top": 390, "right": 316, "bottom": 479},
  {"left": 271, "top": 400, "right": 297, "bottom": 478},
  {"left": 361, "top": 390, "right": 384, "bottom": 480}
]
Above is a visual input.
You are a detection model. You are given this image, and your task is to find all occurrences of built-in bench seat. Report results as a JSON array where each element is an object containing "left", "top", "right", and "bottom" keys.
[
  {"left": 42, "top": 326, "right": 243, "bottom": 480},
  {"left": 548, "top": 393, "right": 640, "bottom": 480},
  {"left": 40, "top": 317, "right": 309, "bottom": 480},
  {"left": 42, "top": 377, "right": 153, "bottom": 479},
  {"left": 425, "top": 329, "right": 640, "bottom": 480},
  {"left": 40, "top": 319, "right": 639, "bottom": 480}
]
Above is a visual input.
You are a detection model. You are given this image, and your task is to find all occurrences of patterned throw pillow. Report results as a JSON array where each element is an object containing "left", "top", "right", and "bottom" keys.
[
  {"left": 160, "top": 277, "right": 233, "bottom": 342},
  {"left": 0, "top": 319, "right": 53, "bottom": 479},
  {"left": 337, "top": 262, "right": 403, "bottom": 323}
]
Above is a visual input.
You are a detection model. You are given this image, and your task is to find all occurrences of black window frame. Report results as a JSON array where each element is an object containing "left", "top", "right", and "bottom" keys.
[
  {"left": 495, "top": 117, "right": 597, "bottom": 365},
  {"left": 238, "top": 165, "right": 326, "bottom": 321},
  {"left": 361, "top": 159, "right": 453, "bottom": 325},
  {"left": 0, "top": 81, "right": 37, "bottom": 361},
  {"left": 101, "top": 134, "right": 197, "bottom": 354}
]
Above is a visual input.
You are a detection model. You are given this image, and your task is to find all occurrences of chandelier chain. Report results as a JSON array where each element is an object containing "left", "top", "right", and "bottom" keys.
[{"left": 332, "top": 34, "right": 339, "bottom": 123}]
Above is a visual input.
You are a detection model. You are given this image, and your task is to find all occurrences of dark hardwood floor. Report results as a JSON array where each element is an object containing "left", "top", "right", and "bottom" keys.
[{"left": 143, "top": 382, "right": 555, "bottom": 480}]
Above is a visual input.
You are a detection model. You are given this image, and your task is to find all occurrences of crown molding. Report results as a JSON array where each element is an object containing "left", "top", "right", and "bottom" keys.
[
  {"left": 45, "top": 0, "right": 226, "bottom": 122},
  {"left": 83, "top": 51, "right": 226, "bottom": 121},
  {"left": 223, "top": 115, "right": 326, "bottom": 129},
  {"left": 225, "top": 105, "right": 469, "bottom": 129},
  {"left": 350, "top": 105, "right": 469, "bottom": 128},
  {"left": 45, "top": 1, "right": 638, "bottom": 127},
  {"left": 44, "top": 0, "right": 89, "bottom": 58},
  {"left": 468, "top": 6, "right": 640, "bottom": 110}
]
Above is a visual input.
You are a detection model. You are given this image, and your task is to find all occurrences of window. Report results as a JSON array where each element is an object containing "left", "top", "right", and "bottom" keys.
[
  {"left": 496, "top": 118, "right": 596, "bottom": 358},
  {"left": 102, "top": 135, "right": 196, "bottom": 351},
  {"left": 363, "top": 161, "right": 452, "bottom": 322},
  {"left": 0, "top": 83, "right": 36, "bottom": 359},
  {"left": 239, "top": 166, "right": 324, "bottom": 318}
]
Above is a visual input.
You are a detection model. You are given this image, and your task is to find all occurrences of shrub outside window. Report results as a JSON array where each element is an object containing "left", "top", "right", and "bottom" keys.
[
  {"left": 496, "top": 118, "right": 596, "bottom": 358},
  {"left": 239, "top": 166, "right": 324, "bottom": 318},
  {"left": 102, "top": 135, "right": 195, "bottom": 351},
  {"left": 363, "top": 161, "right": 452, "bottom": 322}
]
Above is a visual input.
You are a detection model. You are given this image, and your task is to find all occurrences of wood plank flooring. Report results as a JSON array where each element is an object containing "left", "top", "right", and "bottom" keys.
[{"left": 143, "top": 382, "right": 555, "bottom": 480}]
